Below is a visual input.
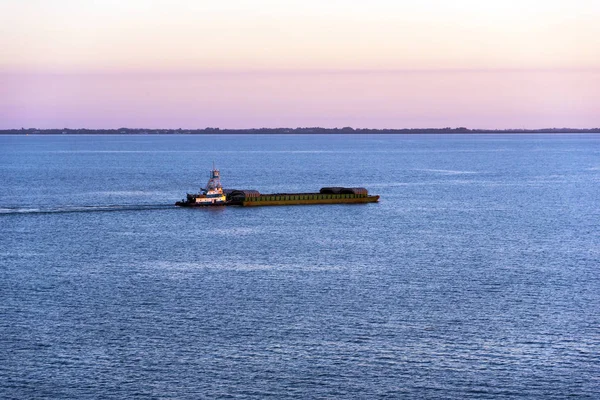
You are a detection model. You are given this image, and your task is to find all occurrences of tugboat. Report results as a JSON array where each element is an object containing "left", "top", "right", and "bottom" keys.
[{"left": 175, "top": 164, "right": 227, "bottom": 207}]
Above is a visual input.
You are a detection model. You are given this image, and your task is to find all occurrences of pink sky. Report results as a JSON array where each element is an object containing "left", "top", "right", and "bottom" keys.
[
  {"left": 2, "top": 69, "right": 599, "bottom": 129},
  {"left": 1, "top": 0, "right": 599, "bottom": 129}
]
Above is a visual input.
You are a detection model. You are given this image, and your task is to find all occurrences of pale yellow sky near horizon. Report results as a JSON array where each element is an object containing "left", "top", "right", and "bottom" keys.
[{"left": 1, "top": 0, "right": 599, "bottom": 71}]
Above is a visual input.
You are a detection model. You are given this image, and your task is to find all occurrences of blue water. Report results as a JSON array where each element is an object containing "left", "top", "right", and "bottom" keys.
[{"left": 1, "top": 134, "right": 599, "bottom": 399}]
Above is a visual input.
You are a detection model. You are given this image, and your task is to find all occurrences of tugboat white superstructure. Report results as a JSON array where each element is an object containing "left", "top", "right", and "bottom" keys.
[{"left": 176, "top": 164, "right": 227, "bottom": 207}]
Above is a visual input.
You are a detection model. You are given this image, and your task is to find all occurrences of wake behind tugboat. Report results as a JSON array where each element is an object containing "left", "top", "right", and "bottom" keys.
[
  {"left": 0, "top": 204, "right": 174, "bottom": 216},
  {"left": 176, "top": 166, "right": 380, "bottom": 208}
]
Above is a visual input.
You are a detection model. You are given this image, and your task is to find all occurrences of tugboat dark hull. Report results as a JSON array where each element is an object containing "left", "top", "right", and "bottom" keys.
[{"left": 175, "top": 201, "right": 227, "bottom": 207}]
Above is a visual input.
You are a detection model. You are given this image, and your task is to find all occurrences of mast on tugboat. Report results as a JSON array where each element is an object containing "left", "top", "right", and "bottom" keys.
[{"left": 204, "top": 163, "right": 222, "bottom": 193}]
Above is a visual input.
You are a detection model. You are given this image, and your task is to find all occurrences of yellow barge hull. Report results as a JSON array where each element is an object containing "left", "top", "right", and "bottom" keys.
[{"left": 240, "top": 194, "right": 380, "bottom": 207}]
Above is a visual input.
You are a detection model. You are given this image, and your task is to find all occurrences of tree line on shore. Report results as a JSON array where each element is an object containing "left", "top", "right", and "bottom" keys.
[{"left": 2, "top": 127, "right": 599, "bottom": 135}]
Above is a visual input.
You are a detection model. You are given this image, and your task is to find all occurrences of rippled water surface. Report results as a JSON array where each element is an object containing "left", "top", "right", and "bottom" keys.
[{"left": 1, "top": 134, "right": 599, "bottom": 399}]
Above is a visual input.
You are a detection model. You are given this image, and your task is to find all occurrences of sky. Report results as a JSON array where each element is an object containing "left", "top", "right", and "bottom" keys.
[{"left": 1, "top": 0, "right": 599, "bottom": 129}]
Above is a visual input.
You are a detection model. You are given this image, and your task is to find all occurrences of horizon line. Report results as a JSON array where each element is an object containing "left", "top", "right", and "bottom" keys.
[{"left": 3, "top": 127, "right": 599, "bottom": 132}]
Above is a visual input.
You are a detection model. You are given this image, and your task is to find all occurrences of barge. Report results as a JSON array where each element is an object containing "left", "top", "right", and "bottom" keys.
[
  {"left": 175, "top": 167, "right": 379, "bottom": 207},
  {"left": 225, "top": 188, "right": 379, "bottom": 206}
]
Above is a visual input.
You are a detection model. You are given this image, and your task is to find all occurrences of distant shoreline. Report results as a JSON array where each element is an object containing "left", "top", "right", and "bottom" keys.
[{"left": 1, "top": 127, "right": 599, "bottom": 135}]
